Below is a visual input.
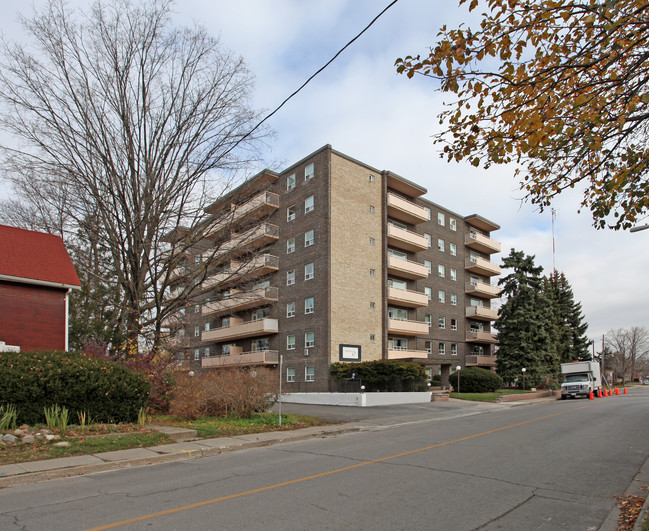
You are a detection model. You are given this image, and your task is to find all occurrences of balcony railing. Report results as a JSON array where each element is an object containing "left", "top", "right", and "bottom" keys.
[
  {"left": 202, "top": 350, "right": 279, "bottom": 368},
  {"left": 387, "top": 318, "right": 429, "bottom": 336},
  {"left": 465, "top": 330, "right": 498, "bottom": 344},
  {"left": 387, "top": 223, "right": 429, "bottom": 253},
  {"left": 465, "top": 257, "right": 502, "bottom": 277},
  {"left": 465, "top": 354, "right": 498, "bottom": 367},
  {"left": 387, "top": 286, "right": 429, "bottom": 308},
  {"left": 202, "top": 317, "right": 278, "bottom": 342},
  {"left": 465, "top": 232, "right": 501, "bottom": 254},
  {"left": 209, "top": 223, "right": 280, "bottom": 260},
  {"left": 387, "top": 255, "right": 429, "bottom": 280},
  {"left": 387, "top": 348, "right": 429, "bottom": 360},
  {"left": 202, "top": 287, "right": 279, "bottom": 317},
  {"left": 465, "top": 281, "right": 501, "bottom": 299},
  {"left": 386, "top": 192, "right": 428, "bottom": 225},
  {"left": 203, "top": 254, "right": 279, "bottom": 289},
  {"left": 466, "top": 305, "right": 500, "bottom": 321},
  {"left": 205, "top": 191, "right": 280, "bottom": 238}
]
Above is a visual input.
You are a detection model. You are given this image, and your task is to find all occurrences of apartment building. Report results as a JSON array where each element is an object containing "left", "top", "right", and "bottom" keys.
[{"left": 166, "top": 145, "right": 501, "bottom": 389}]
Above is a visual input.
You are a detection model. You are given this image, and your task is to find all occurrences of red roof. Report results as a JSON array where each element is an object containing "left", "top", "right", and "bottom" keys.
[{"left": 0, "top": 224, "right": 81, "bottom": 288}]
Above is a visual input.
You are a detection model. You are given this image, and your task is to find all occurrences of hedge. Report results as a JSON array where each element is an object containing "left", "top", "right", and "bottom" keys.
[
  {"left": 0, "top": 350, "right": 150, "bottom": 425},
  {"left": 449, "top": 367, "right": 503, "bottom": 393},
  {"left": 330, "top": 360, "right": 428, "bottom": 392}
]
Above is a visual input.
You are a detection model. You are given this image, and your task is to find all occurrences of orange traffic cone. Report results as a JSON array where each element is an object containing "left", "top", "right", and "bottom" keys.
[
  {"left": 615, "top": 387, "right": 620, "bottom": 395},
  {"left": 589, "top": 390, "right": 594, "bottom": 400},
  {"left": 598, "top": 388, "right": 602, "bottom": 398},
  {"left": 623, "top": 386, "right": 627, "bottom": 394},
  {"left": 606, "top": 388, "right": 610, "bottom": 396}
]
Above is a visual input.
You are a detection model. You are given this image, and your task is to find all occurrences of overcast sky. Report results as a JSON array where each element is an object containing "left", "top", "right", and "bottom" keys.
[{"left": 0, "top": 0, "right": 647, "bottom": 346}]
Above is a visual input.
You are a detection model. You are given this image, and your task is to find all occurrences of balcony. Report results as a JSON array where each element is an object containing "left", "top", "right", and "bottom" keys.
[
  {"left": 465, "top": 257, "right": 502, "bottom": 277},
  {"left": 202, "top": 317, "right": 278, "bottom": 342},
  {"left": 387, "top": 348, "right": 429, "bottom": 360},
  {"left": 204, "top": 254, "right": 279, "bottom": 289},
  {"left": 387, "top": 224, "right": 429, "bottom": 253},
  {"left": 211, "top": 223, "right": 280, "bottom": 259},
  {"left": 466, "top": 306, "right": 500, "bottom": 321},
  {"left": 465, "top": 355, "right": 498, "bottom": 367},
  {"left": 465, "top": 281, "right": 502, "bottom": 299},
  {"left": 387, "top": 192, "right": 429, "bottom": 225},
  {"left": 202, "top": 287, "right": 279, "bottom": 317},
  {"left": 465, "top": 214, "right": 500, "bottom": 233},
  {"left": 465, "top": 232, "right": 501, "bottom": 254},
  {"left": 387, "top": 255, "right": 429, "bottom": 280},
  {"left": 466, "top": 330, "right": 498, "bottom": 344},
  {"left": 387, "top": 318, "right": 429, "bottom": 336},
  {"left": 206, "top": 191, "right": 280, "bottom": 237},
  {"left": 202, "top": 350, "right": 279, "bottom": 368},
  {"left": 387, "top": 286, "right": 429, "bottom": 308}
]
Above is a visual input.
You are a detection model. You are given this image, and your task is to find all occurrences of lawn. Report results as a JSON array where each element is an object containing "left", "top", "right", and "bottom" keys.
[
  {"left": 0, "top": 413, "right": 333, "bottom": 466},
  {"left": 449, "top": 389, "right": 535, "bottom": 402}
]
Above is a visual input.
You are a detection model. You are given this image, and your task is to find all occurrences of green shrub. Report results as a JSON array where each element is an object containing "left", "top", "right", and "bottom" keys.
[
  {"left": 449, "top": 367, "right": 503, "bottom": 393},
  {"left": 330, "top": 360, "right": 428, "bottom": 392},
  {"left": 0, "top": 350, "right": 150, "bottom": 425}
]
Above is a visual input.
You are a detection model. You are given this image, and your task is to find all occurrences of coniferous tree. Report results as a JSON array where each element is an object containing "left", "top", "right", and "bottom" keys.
[
  {"left": 495, "top": 249, "right": 558, "bottom": 387},
  {"left": 543, "top": 272, "right": 590, "bottom": 364}
]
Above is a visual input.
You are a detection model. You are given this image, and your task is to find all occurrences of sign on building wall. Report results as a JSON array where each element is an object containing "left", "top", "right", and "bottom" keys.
[{"left": 339, "top": 344, "right": 361, "bottom": 361}]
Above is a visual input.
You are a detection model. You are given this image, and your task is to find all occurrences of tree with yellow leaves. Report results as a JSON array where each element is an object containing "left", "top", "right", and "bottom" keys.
[{"left": 396, "top": 0, "right": 649, "bottom": 230}]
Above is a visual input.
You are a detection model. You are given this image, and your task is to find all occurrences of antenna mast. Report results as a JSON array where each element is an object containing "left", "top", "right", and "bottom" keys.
[{"left": 551, "top": 208, "right": 557, "bottom": 275}]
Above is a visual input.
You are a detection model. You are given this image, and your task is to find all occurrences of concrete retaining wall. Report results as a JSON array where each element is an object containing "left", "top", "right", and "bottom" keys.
[{"left": 279, "top": 392, "right": 432, "bottom": 407}]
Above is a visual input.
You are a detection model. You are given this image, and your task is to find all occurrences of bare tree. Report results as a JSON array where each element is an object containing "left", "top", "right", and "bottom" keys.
[
  {"left": 605, "top": 327, "right": 649, "bottom": 383},
  {"left": 0, "top": 0, "right": 268, "bottom": 347}
]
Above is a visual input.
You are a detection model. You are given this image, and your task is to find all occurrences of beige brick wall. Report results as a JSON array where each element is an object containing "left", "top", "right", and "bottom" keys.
[{"left": 329, "top": 153, "right": 383, "bottom": 363}]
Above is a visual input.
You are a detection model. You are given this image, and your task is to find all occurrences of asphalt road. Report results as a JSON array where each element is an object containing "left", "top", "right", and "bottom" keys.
[{"left": 1, "top": 389, "right": 648, "bottom": 531}]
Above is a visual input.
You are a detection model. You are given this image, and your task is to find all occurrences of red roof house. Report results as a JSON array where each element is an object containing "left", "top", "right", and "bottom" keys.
[{"left": 0, "top": 224, "right": 81, "bottom": 352}]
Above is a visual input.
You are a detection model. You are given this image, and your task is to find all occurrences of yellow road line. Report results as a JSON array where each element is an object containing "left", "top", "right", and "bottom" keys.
[{"left": 86, "top": 404, "right": 592, "bottom": 530}]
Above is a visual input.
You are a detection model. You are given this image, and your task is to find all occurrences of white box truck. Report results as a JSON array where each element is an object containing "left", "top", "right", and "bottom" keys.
[{"left": 560, "top": 361, "right": 602, "bottom": 399}]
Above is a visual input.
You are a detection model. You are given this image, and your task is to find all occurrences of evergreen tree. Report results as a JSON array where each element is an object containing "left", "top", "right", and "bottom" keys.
[
  {"left": 543, "top": 272, "right": 590, "bottom": 364},
  {"left": 495, "top": 249, "right": 558, "bottom": 387}
]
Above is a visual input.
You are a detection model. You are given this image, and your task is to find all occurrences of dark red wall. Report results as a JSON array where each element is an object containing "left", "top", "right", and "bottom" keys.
[{"left": 0, "top": 281, "right": 67, "bottom": 351}]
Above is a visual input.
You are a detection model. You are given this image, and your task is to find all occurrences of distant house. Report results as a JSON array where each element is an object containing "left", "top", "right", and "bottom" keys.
[{"left": 0, "top": 224, "right": 81, "bottom": 352}]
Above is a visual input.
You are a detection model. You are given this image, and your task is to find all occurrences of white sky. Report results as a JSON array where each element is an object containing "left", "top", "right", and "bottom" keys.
[{"left": 0, "top": 0, "right": 647, "bottom": 345}]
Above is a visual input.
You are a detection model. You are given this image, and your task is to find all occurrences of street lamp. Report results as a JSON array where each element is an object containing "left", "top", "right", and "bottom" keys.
[
  {"left": 456, "top": 365, "right": 462, "bottom": 395},
  {"left": 630, "top": 224, "right": 649, "bottom": 233},
  {"left": 521, "top": 368, "right": 526, "bottom": 390}
]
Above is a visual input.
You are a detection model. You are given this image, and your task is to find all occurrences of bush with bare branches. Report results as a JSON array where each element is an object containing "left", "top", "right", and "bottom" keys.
[{"left": 170, "top": 368, "right": 278, "bottom": 420}]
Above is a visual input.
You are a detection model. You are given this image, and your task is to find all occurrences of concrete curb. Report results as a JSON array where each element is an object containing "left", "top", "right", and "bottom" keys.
[{"left": 0, "top": 424, "right": 362, "bottom": 488}]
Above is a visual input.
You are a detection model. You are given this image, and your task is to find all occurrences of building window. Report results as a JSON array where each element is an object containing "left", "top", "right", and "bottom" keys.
[
  {"left": 287, "top": 205, "right": 296, "bottom": 222},
  {"left": 204, "top": 347, "right": 210, "bottom": 358},
  {"left": 222, "top": 344, "right": 232, "bottom": 356},
  {"left": 450, "top": 218, "right": 457, "bottom": 231},
  {"left": 287, "top": 269, "right": 295, "bottom": 286},
  {"left": 438, "top": 265, "right": 445, "bottom": 278},
  {"left": 439, "top": 342, "right": 446, "bottom": 355},
  {"left": 305, "top": 229, "right": 315, "bottom": 247},
  {"left": 305, "top": 163, "right": 315, "bottom": 180},
  {"left": 438, "top": 212, "right": 445, "bottom": 226},
  {"left": 195, "top": 254, "right": 202, "bottom": 264},
  {"left": 369, "top": 174, "right": 375, "bottom": 182},
  {"left": 305, "top": 331, "right": 315, "bottom": 348},
  {"left": 305, "top": 262, "right": 314, "bottom": 280},
  {"left": 287, "top": 301, "right": 296, "bottom": 318},
  {"left": 438, "top": 290, "right": 446, "bottom": 303},
  {"left": 194, "top": 305, "right": 200, "bottom": 313},
  {"left": 287, "top": 173, "right": 296, "bottom": 191},
  {"left": 425, "top": 314, "right": 432, "bottom": 327},
  {"left": 438, "top": 316, "right": 446, "bottom": 329},
  {"left": 425, "top": 287, "right": 432, "bottom": 300},
  {"left": 450, "top": 268, "right": 457, "bottom": 281},
  {"left": 369, "top": 205, "right": 375, "bottom": 213},
  {"left": 221, "top": 317, "right": 230, "bottom": 328},
  {"left": 369, "top": 237, "right": 375, "bottom": 246},
  {"left": 194, "top": 325, "right": 200, "bottom": 337},
  {"left": 287, "top": 367, "right": 296, "bottom": 382},
  {"left": 424, "top": 206, "right": 431, "bottom": 220},
  {"left": 425, "top": 341, "right": 432, "bottom": 355},
  {"left": 370, "top": 302, "right": 376, "bottom": 309},
  {"left": 252, "top": 338, "right": 269, "bottom": 351},
  {"left": 252, "top": 308, "right": 269, "bottom": 321},
  {"left": 287, "top": 237, "right": 295, "bottom": 254},
  {"left": 451, "top": 343, "right": 458, "bottom": 356},
  {"left": 450, "top": 293, "right": 458, "bottom": 306},
  {"left": 305, "top": 366, "right": 315, "bottom": 382},
  {"left": 370, "top": 269, "right": 375, "bottom": 276},
  {"left": 204, "top": 322, "right": 210, "bottom": 331},
  {"left": 194, "top": 348, "right": 200, "bottom": 361},
  {"left": 370, "top": 334, "right": 376, "bottom": 341},
  {"left": 449, "top": 243, "right": 457, "bottom": 256},
  {"left": 437, "top": 239, "right": 445, "bottom": 252},
  {"left": 304, "top": 195, "right": 314, "bottom": 213},
  {"left": 451, "top": 318, "right": 458, "bottom": 331},
  {"left": 424, "top": 260, "right": 432, "bottom": 274},
  {"left": 287, "top": 334, "right": 296, "bottom": 350},
  {"left": 424, "top": 233, "right": 432, "bottom": 248},
  {"left": 305, "top": 296, "right": 314, "bottom": 314}
]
